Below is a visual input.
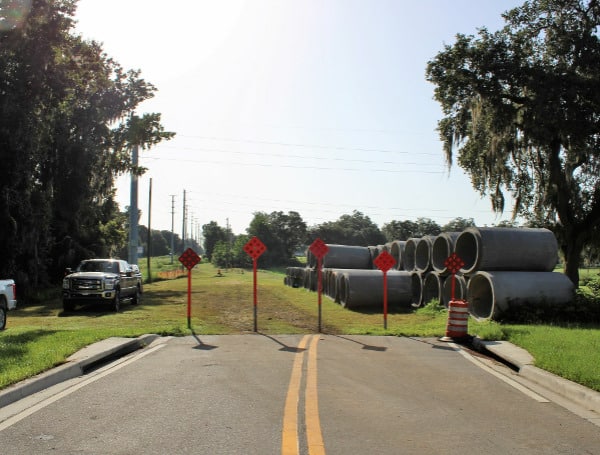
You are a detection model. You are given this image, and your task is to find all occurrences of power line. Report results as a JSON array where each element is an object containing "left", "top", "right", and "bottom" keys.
[
  {"left": 141, "top": 155, "right": 445, "bottom": 174},
  {"left": 146, "top": 144, "right": 444, "bottom": 168},
  {"left": 175, "top": 134, "right": 441, "bottom": 156}
]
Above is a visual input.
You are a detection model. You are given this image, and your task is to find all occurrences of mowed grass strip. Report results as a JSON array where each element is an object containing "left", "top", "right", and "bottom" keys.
[{"left": 188, "top": 265, "right": 447, "bottom": 336}]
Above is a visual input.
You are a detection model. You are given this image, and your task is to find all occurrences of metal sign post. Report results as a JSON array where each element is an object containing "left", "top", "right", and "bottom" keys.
[
  {"left": 373, "top": 251, "right": 396, "bottom": 330},
  {"left": 243, "top": 236, "right": 267, "bottom": 332},
  {"left": 309, "top": 238, "right": 329, "bottom": 333},
  {"left": 444, "top": 252, "right": 465, "bottom": 301},
  {"left": 178, "top": 248, "right": 201, "bottom": 329},
  {"left": 441, "top": 252, "right": 469, "bottom": 342}
]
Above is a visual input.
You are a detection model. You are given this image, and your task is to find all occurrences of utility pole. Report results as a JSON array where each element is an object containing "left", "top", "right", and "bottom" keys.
[
  {"left": 170, "top": 195, "right": 176, "bottom": 264},
  {"left": 128, "top": 144, "right": 139, "bottom": 265},
  {"left": 147, "top": 178, "right": 152, "bottom": 283},
  {"left": 190, "top": 213, "right": 195, "bottom": 249},
  {"left": 181, "top": 189, "right": 187, "bottom": 253},
  {"left": 226, "top": 217, "right": 231, "bottom": 270}
]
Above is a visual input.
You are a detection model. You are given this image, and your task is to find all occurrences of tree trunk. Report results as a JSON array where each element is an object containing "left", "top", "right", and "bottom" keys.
[{"left": 563, "top": 238, "right": 582, "bottom": 286}]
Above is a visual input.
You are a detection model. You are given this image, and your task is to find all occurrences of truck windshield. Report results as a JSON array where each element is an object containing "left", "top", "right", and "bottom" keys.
[{"left": 78, "top": 261, "right": 119, "bottom": 273}]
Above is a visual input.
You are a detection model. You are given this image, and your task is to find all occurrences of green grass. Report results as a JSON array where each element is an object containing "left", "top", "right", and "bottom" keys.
[
  {"left": 1, "top": 259, "right": 600, "bottom": 393},
  {"left": 138, "top": 255, "right": 186, "bottom": 282},
  {"left": 498, "top": 325, "right": 600, "bottom": 392}
]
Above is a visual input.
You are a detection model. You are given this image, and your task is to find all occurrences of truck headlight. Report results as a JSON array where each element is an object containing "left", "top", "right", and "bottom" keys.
[
  {"left": 62, "top": 278, "right": 70, "bottom": 289},
  {"left": 104, "top": 278, "right": 116, "bottom": 290}
]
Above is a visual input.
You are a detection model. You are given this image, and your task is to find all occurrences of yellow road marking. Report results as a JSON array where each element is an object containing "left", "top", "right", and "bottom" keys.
[
  {"left": 281, "top": 335, "right": 311, "bottom": 455},
  {"left": 306, "top": 335, "right": 325, "bottom": 455}
]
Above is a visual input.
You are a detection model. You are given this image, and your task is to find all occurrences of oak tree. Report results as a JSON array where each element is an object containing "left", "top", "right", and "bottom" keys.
[{"left": 426, "top": 0, "right": 600, "bottom": 284}]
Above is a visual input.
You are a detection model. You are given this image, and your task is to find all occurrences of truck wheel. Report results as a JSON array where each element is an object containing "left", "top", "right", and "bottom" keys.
[
  {"left": 112, "top": 290, "right": 121, "bottom": 312},
  {"left": 0, "top": 306, "right": 6, "bottom": 330},
  {"left": 131, "top": 286, "right": 141, "bottom": 305},
  {"left": 63, "top": 300, "right": 75, "bottom": 312}
]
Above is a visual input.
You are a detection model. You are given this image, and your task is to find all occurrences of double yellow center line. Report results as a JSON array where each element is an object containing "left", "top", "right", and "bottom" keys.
[{"left": 281, "top": 334, "right": 325, "bottom": 455}]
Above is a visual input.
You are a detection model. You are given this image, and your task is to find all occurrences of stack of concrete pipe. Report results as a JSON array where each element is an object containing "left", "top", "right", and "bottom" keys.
[
  {"left": 285, "top": 227, "right": 574, "bottom": 318},
  {"left": 289, "top": 244, "right": 422, "bottom": 310},
  {"left": 455, "top": 227, "right": 573, "bottom": 320}
]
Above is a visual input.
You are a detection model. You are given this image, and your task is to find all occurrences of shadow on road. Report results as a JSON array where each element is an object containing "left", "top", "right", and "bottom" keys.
[
  {"left": 406, "top": 336, "right": 457, "bottom": 351},
  {"left": 191, "top": 331, "right": 218, "bottom": 350},
  {"left": 334, "top": 335, "right": 387, "bottom": 351},
  {"left": 259, "top": 333, "right": 307, "bottom": 353}
]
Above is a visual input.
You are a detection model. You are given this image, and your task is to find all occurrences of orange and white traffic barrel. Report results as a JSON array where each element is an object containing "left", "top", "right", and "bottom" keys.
[{"left": 440, "top": 299, "right": 469, "bottom": 341}]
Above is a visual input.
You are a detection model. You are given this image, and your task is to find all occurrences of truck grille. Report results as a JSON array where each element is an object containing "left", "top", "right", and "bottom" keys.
[{"left": 72, "top": 278, "right": 103, "bottom": 291}]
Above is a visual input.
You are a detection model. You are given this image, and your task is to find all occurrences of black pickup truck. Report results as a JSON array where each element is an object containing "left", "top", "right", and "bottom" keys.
[{"left": 62, "top": 259, "right": 141, "bottom": 312}]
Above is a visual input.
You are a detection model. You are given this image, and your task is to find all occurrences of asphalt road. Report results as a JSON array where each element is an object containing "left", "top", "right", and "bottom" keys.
[{"left": 1, "top": 335, "right": 600, "bottom": 454}]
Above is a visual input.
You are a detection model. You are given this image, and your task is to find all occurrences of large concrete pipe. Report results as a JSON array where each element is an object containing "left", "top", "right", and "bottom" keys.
[
  {"left": 389, "top": 240, "right": 406, "bottom": 270},
  {"left": 422, "top": 271, "right": 445, "bottom": 305},
  {"left": 432, "top": 232, "right": 461, "bottom": 274},
  {"left": 324, "top": 268, "right": 356, "bottom": 303},
  {"left": 310, "top": 269, "right": 318, "bottom": 291},
  {"left": 410, "top": 271, "right": 423, "bottom": 307},
  {"left": 327, "top": 269, "right": 341, "bottom": 301},
  {"left": 321, "top": 268, "right": 331, "bottom": 296},
  {"left": 467, "top": 271, "right": 574, "bottom": 320},
  {"left": 315, "top": 244, "right": 372, "bottom": 270},
  {"left": 442, "top": 274, "right": 467, "bottom": 307},
  {"left": 285, "top": 267, "right": 305, "bottom": 288},
  {"left": 333, "top": 270, "right": 346, "bottom": 303},
  {"left": 403, "top": 238, "right": 419, "bottom": 271},
  {"left": 338, "top": 270, "right": 415, "bottom": 310},
  {"left": 367, "top": 243, "right": 390, "bottom": 270},
  {"left": 307, "top": 248, "right": 316, "bottom": 268},
  {"left": 415, "top": 236, "right": 435, "bottom": 273},
  {"left": 368, "top": 246, "right": 379, "bottom": 269},
  {"left": 455, "top": 227, "right": 558, "bottom": 275},
  {"left": 303, "top": 268, "right": 316, "bottom": 290}
]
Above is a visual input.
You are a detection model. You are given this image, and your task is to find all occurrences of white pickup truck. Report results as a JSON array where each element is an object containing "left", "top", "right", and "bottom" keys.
[{"left": 0, "top": 279, "right": 17, "bottom": 330}]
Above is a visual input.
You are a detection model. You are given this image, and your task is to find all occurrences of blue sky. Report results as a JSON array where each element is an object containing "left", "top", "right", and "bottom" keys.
[{"left": 74, "top": 0, "right": 524, "bottom": 235}]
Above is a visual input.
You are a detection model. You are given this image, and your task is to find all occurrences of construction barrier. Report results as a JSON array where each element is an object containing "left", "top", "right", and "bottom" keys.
[{"left": 440, "top": 299, "right": 469, "bottom": 341}]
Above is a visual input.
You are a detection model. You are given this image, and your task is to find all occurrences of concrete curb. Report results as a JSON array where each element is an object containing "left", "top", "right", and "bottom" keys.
[
  {"left": 3, "top": 334, "right": 600, "bottom": 416},
  {"left": 471, "top": 338, "right": 534, "bottom": 369},
  {"left": 472, "top": 337, "right": 600, "bottom": 414},
  {"left": 0, "top": 362, "right": 83, "bottom": 409},
  {"left": 519, "top": 365, "right": 600, "bottom": 414},
  {"left": 0, "top": 334, "right": 160, "bottom": 409}
]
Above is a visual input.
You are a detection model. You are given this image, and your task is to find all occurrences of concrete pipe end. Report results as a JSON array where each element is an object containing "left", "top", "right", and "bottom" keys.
[
  {"left": 390, "top": 240, "right": 406, "bottom": 270},
  {"left": 403, "top": 238, "right": 419, "bottom": 272},
  {"left": 442, "top": 274, "right": 467, "bottom": 308},
  {"left": 466, "top": 272, "right": 495, "bottom": 320},
  {"left": 422, "top": 272, "right": 442, "bottom": 306},
  {"left": 455, "top": 228, "right": 480, "bottom": 274},
  {"left": 431, "top": 234, "right": 452, "bottom": 273},
  {"left": 415, "top": 237, "right": 433, "bottom": 272},
  {"left": 410, "top": 272, "right": 423, "bottom": 307}
]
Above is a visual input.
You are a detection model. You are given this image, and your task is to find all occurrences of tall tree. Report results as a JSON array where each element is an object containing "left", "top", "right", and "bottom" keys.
[
  {"left": 382, "top": 217, "right": 442, "bottom": 240},
  {"left": 426, "top": 0, "right": 600, "bottom": 284},
  {"left": 246, "top": 211, "right": 307, "bottom": 267},
  {"left": 441, "top": 217, "right": 476, "bottom": 233},
  {"left": 0, "top": 0, "right": 173, "bottom": 286},
  {"left": 246, "top": 212, "right": 278, "bottom": 267},
  {"left": 267, "top": 211, "right": 308, "bottom": 260},
  {"left": 232, "top": 234, "right": 253, "bottom": 268},
  {"left": 382, "top": 220, "right": 418, "bottom": 241},
  {"left": 310, "top": 210, "right": 385, "bottom": 246},
  {"left": 413, "top": 217, "right": 441, "bottom": 237},
  {"left": 202, "top": 221, "right": 227, "bottom": 261}
]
